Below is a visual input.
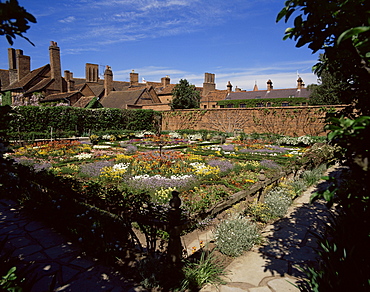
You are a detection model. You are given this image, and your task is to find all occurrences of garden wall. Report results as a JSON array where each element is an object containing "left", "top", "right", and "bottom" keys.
[{"left": 161, "top": 105, "right": 346, "bottom": 136}]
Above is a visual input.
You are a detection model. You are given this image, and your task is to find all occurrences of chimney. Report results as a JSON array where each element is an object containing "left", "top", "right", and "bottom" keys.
[
  {"left": 16, "top": 49, "right": 30, "bottom": 81},
  {"left": 297, "top": 77, "right": 305, "bottom": 89},
  {"left": 49, "top": 41, "right": 62, "bottom": 92},
  {"left": 130, "top": 70, "right": 139, "bottom": 86},
  {"left": 267, "top": 79, "right": 273, "bottom": 91},
  {"left": 8, "top": 48, "right": 18, "bottom": 84},
  {"left": 104, "top": 65, "right": 113, "bottom": 97},
  {"left": 161, "top": 75, "right": 170, "bottom": 87},
  {"left": 85, "top": 63, "right": 99, "bottom": 83},
  {"left": 202, "top": 72, "right": 216, "bottom": 96},
  {"left": 235, "top": 86, "right": 242, "bottom": 92},
  {"left": 253, "top": 81, "right": 259, "bottom": 91},
  {"left": 227, "top": 81, "right": 233, "bottom": 93},
  {"left": 64, "top": 70, "right": 75, "bottom": 92}
]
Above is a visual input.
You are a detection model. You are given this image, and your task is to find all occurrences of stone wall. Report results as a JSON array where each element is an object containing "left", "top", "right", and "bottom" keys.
[{"left": 161, "top": 105, "right": 346, "bottom": 136}]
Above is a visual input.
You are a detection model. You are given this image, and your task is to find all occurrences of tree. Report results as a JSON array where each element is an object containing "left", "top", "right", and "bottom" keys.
[
  {"left": 277, "top": 0, "right": 370, "bottom": 113},
  {"left": 0, "top": 0, "right": 36, "bottom": 46},
  {"left": 308, "top": 56, "right": 351, "bottom": 106},
  {"left": 170, "top": 79, "right": 201, "bottom": 110},
  {"left": 278, "top": 1, "right": 370, "bottom": 291}
]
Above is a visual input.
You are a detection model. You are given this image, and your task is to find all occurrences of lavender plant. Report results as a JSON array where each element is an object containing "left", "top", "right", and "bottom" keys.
[{"left": 79, "top": 160, "right": 114, "bottom": 177}]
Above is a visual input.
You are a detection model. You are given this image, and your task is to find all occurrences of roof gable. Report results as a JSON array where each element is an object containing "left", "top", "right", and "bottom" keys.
[{"left": 3, "top": 64, "right": 51, "bottom": 92}]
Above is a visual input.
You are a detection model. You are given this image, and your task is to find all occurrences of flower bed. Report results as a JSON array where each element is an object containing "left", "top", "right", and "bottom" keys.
[{"left": 8, "top": 136, "right": 307, "bottom": 216}]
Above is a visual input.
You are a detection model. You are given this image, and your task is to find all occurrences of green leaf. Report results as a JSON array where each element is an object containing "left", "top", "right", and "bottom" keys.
[{"left": 337, "top": 26, "right": 370, "bottom": 45}]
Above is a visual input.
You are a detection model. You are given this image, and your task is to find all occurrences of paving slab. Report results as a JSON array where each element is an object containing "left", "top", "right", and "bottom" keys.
[
  {"left": 223, "top": 251, "right": 288, "bottom": 286},
  {"left": 267, "top": 277, "right": 300, "bottom": 292}
]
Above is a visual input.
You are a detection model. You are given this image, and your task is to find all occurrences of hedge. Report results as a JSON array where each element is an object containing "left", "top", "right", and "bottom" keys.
[
  {"left": 217, "top": 97, "right": 308, "bottom": 108},
  {"left": 8, "top": 106, "right": 160, "bottom": 137}
]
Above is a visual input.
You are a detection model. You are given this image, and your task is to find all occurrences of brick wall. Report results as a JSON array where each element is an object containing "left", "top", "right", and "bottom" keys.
[{"left": 161, "top": 105, "right": 346, "bottom": 136}]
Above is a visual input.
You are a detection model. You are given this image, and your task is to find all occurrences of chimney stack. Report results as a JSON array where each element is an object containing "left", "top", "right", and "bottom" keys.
[
  {"left": 104, "top": 65, "right": 113, "bottom": 97},
  {"left": 8, "top": 48, "right": 17, "bottom": 84},
  {"left": 64, "top": 70, "right": 75, "bottom": 92},
  {"left": 161, "top": 75, "right": 170, "bottom": 87},
  {"left": 8, "top": 48, "right": 30, "bottom": 83},
  {"left": 202, "top": 72, "right": 216, "bottom": 96},
  {"left": 267, "top": 79, "right": 273, "bottom": 91},
  {"left": 130, "top": 70, "right": 139, "bottom": 86},
  {"left": 297, "top": 77, "right": 305, "bottom": 89},
  {"left": 16, "top": 49, "right": 30, "bottom": 81},
  {"left": 85, "top": 63, "right": 99, "bottom": 83},
  {"left": 49, "top": 41, "right": 62, "bottom": 92},
  {"left": 227, "top": 81, "right": 233, "bottom": 93}
]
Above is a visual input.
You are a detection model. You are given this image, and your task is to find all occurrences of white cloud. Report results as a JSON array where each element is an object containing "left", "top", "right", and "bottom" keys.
[{"left": 59, "top": 16, "right": 76, "bottom": 23}]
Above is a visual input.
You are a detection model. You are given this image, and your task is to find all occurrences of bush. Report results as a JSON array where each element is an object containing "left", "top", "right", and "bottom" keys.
[
  {"left": 214, "top": 215, "right": 261, "bottom": 257},
  {"left": 264, "top": 188, "right": 293, "bottom": 218}
]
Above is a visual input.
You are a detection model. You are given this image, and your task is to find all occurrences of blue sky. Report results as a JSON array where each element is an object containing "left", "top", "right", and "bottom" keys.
[{"left": 0, "top": 0, "right": 320, "bottom": 90}]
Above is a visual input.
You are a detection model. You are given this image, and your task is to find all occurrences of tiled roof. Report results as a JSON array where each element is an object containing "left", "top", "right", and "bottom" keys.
[
  {"left": 100, "top": 88, "right": 146, "bottom": 109},
  {"left": 3, "top": 64, "right": 50, "bottom": 91},
  {"left": 72, "top": 96, "right": 95, "bottom": 108},
  {"left": 155, "top": 84, "right": 176, "bottom": 95},
  {"left": 25, "top": 78, "right": 53, "bottom": 94},
  {"left": 226, "top": 88, "right": 311, "bottom": 100},
  {"left": 41, "top": 91, "right": 79, "bottom": 102},
  {"left": 201, "top": 90, "right": 229, "bottom": 102},
  {"left": 88, "top": 85, "right": 104, "bottom": 96}
]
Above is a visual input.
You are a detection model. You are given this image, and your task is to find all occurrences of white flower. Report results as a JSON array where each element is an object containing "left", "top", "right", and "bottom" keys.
[{"left": 73, "top": 153, "right": 93, "bottom": 160}]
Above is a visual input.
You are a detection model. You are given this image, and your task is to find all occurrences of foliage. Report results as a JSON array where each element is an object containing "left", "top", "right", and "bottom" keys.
[
  {"left": 0, "top": 267, "right": 22, "bottom": 292},
  {"left": 217, "top": 97, "right": 308, "bottom": 108},
  {"left": 277, "top": 0, "right": 370, "bottom": 113},
  {"left": 180, "top": 250, "right": 226, "bottom": 291},
  {"left": 264, "top": 187, "right": 293, "bottom": 218},
  {"left": 0, "top": 105, "right": 12, "bottom": 158},
  {"left": 8, "top": 106, "right": 160, "bottom": 137},
  {"left": 214, "top": 215, "right": 261, "bottom": 257},
  {"left": 308, "top": 56, "right": 351, "bottom": 106},
  {"left": 170, "top": 79, "right": 201, "bottom": 109},
  {"left": 0, "top": 0, "right": 36, "bottom": 46},
  {"left": 0, "top": 92, "right": 12, "bottom": 106}
]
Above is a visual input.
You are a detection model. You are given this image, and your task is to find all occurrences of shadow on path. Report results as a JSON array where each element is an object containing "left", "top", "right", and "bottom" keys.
[{"left": 257, "top": 166, "right": 344, "bottom": 283}]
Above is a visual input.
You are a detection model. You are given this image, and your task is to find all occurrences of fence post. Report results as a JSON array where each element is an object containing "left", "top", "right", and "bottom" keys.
[{"left": 167, "top": 191, "right": 183, "bottom": 266}]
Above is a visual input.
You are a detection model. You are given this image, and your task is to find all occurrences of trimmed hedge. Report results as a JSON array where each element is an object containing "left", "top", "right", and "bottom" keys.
[
  {"left": 217, "top": 97, "right": 308, "bottom": 108},
  {"left": 8, "top": 106, "right": 160, "bottom": 137}
]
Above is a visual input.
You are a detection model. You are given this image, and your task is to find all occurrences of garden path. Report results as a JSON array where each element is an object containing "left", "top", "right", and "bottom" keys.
[
  {"left": 200, "top": 164, "right": 343, "bottom": 292},
  {"left": 0, "top": 199, "right": 145, "bottom": 292}
]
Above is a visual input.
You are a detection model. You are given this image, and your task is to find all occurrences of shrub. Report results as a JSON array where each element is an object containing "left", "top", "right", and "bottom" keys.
[
  {"left": 264, "top": 187, "right": 293, "bottom": 218},
  {"left": 214, "top": 215, "right": 261, "bottom": 257},
  {"left": 301, "top": 165, "right": 327, "bottom": 187}
]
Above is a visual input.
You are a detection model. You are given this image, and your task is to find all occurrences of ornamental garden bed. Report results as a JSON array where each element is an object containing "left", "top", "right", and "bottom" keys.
[{"left": 7, "top": 132, "right": 307, "bottom": 216}]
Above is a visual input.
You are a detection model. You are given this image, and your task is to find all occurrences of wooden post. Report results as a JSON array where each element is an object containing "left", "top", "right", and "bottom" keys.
[{"left": 167, "top": 191, "right": 183, "bottom": 266}]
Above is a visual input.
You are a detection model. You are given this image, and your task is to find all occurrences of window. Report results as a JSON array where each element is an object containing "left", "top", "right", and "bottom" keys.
[
  {"left": 227, "top": 104, "right": 233, "bottom": 108},
  {"left": 239, "top": 103, "right": 246, "bottom": 108},
  {"left": 282, "top": 102, "right": 289, "bottom": 107},
  {"left": 255, "top": 96, "right": 261, "bottom": 99},
  {"left": 220, "top": 105, "right": 224, "bottom": 108},
  {"left": 266, "top": 102, "right": 272, "bottom": 107},
  {"left": 204, "top": 105, "right": 207, "bottom": 109},
  {"left": 301, "top": 102, "right": 307, "bottom": 106},
  {"left": 212, "top": 105, "right": 216, "bottom": 108},
  {"left": 256, "top": 103, "right": 264, "bottom": 107}
]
